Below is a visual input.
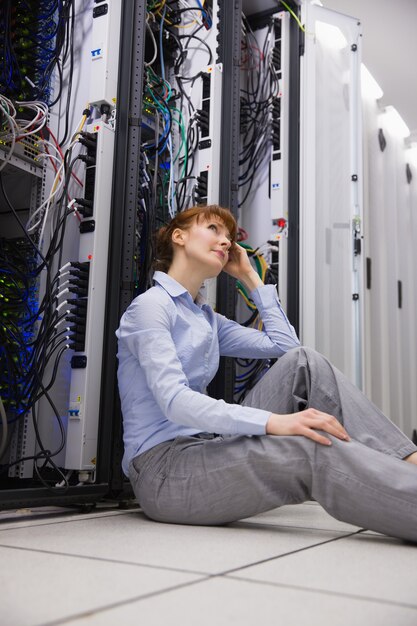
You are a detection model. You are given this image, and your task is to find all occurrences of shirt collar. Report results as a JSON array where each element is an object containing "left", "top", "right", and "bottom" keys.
[
  {"left": 153, "top": 271, "right": 208, "bottom": 308},
  {"left": 153, "top": 271, "right": 188, "bottom": 297}
]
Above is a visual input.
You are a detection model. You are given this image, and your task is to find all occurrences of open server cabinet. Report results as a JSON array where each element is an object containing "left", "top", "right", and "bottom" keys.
[{"left": 0, "top": 0, "right": 303, "bottom": 510}]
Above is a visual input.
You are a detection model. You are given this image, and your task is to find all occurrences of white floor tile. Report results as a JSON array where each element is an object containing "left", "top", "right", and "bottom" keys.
[
  {"left": 61, "top": 576, "right": 417, "bottom": 626},
  {"left": 0, "top": 507, "right": 135, "bottom": 532},
  {"left": 0, "top": 545, "right": 201, "bottom": 626},
  {"left": 0, "top": 508, "right": 352, "bottom": 575},
  {"left": 238, "top": 501, "right": 361, "bottom": 533},
  {"left": 230, "top": 532, "right": 417, "bottom": 606}
]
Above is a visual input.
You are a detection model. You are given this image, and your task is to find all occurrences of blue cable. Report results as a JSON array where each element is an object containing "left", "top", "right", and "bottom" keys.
[
  {"left": 196, "top": 0, "right": 212, "bottom": 28},
  {"left": 159, "top": 4, "right": 167, "bottom": 82},
  {"left": 158, "top": 5, "right": 175, "bottom": 211}
]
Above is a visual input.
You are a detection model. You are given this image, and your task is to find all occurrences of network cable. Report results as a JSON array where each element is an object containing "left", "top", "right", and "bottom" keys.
[
  {"left": 0, "top": 0, "right": 75, "bottom": 110},
  {"left": 0, "top": 108, "right": 91, "bottom": 487},
  {"left": 234, "top": 241, "right": 278, "bottom": 401},
  {"left": 239, "top": 16, "right": 280, "bottom": 208}
]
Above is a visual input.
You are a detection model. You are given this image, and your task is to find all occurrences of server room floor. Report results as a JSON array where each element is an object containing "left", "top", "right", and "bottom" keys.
[{"left": 1, "top": 499, "right": 416, "bottom": 626}]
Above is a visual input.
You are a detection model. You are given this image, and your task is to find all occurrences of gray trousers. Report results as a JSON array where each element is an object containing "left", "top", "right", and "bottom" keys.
[{"left": 129, "top": 347, "right": 417, "bottom": 542}]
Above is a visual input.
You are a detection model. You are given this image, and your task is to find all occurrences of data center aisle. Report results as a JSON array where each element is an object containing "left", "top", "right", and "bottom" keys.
[{"left": 1, "top": 501, "right": 417, "bottom": 626}]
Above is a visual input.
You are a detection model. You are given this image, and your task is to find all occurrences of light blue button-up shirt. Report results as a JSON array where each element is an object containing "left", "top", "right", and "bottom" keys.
[{"left": 116, "top": 271, "right": 300, "bottom": 475}]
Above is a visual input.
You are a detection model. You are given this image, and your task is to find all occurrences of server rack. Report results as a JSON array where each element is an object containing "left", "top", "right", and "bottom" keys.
[
  {"left": 211, "top": 1, "right": 302, "bottom": 400},
  {"left": 0, "top": 0, "right": 302, "bottom": 510},
  {"left": 0, "top": 1, "right": 132, "bottom": 509},
  {"left": 239, "top": 3, "right": 301, "bottom": 334}
]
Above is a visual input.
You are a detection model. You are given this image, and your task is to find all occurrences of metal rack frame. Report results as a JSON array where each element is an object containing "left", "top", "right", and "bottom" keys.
[{"left": 0, "top": 0, "right": 301, "bottom": 509}]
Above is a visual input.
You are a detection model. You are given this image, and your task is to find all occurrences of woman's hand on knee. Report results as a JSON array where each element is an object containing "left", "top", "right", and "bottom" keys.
[{"left": 265, "top": 409, "right": 350, "bottom": 446}]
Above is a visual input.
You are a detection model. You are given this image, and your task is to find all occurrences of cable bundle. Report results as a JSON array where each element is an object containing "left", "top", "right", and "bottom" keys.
[
  {"left": 143, "top": 1, "right": 213, "bottom": 220},
  {"left": 135, "top": 148, "right": 155, "bottom": 295},
  {"left": 0, "top": 238, "right": 38, "bottom": 421},
  {"left": 0, "top": 0, "right": 75, "bottom": 107},
  {"left": 132, "top": 1, "right": 214, "bottom": 290},
  {"left": 234, "top": 242, "right": 278, "bottom": 402},
  {"left": 239, "top": 16, "right": 280, "bottom": 207},
  {"left": 0, "top": 0, "right": 85, "bottom": 486},
  {"left": 0, "top": 109, "right": 92, "bottom": 488},
  {"left": 0, "top": 95, "right": 48, "bottom": 173}
]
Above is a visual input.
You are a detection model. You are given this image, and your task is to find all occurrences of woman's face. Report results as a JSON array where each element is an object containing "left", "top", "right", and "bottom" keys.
[{"left": 175, "top": 216, "right": 233, "bottom": 275}]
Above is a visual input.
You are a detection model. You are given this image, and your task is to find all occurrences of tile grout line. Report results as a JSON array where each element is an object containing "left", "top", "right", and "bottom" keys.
[
  {"left": 0, "top": 514, "right": 360, "bottom": 536},
  {"left": 32, "top": 540, "right": 417, "bottom": 626},
  {"left": 223, "top": 574, "right": 417, "bottom": 611},
  {"left": 0, "top": 527, "right": 368, "bottom": 580},
  {"left": 0, "top": 509, "right": 140, "bottom": 532},
  {"left": 40, "top": 575, "right": 214, "bottom": 626},
  {"left": 5, "top": 528, "right": 416, "bottom": 623},
  {"left": 0, "top": 542, "right": 210, "bottom": 577},
  {"left": 0, "top": 527, "right": 365, "bottom": 578},
  {"left": 231, "top": 520, "right": 362, "bottom": 534},
  {"left": 216, "top": 528, "right": 367, "bottom": 576}
]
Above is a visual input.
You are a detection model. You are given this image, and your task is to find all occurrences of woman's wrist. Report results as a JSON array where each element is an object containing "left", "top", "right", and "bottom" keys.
[
  {"left": 266, "top": 413, "right": 279, "bottom": 435},
  {"left": 239, "top": 269, "right": 263, "bottom": 293}
]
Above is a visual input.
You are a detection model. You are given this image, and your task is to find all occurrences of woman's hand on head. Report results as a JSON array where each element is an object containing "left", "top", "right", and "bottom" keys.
[
  {"left": 223, "top": 243, "right": 252, "bottom": 279},
  {"left": 223, "top": 244, "right": 263, "bottom": 291},
  {"left": 266, "top": 409, "right": 350, "bottom": 446}
]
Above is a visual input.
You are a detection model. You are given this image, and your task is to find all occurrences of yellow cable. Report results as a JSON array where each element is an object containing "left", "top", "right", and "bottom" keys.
[
  {"left": 155, "top": 0, "right": 204, "bottom": 29},
  {"left": 237, "top": 288, "right": 257, "bottom": 310},
  {"left": 51, "top": 109, "right": 88, "bottom": 194},
  {"left": 173, "top": 20, "right": 197, "bottom": 29},
  {"left": 280, "top": 0, "right": 305, "bottom": 32},
  {"left": 77, "top": 114, "right": 88, "bottom": 133},
  {"left": 153, "top": 0, "right": 166, "bottom": 11}
]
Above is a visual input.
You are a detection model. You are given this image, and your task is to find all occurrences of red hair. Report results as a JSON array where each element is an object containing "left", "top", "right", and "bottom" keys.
[{"left": 154, "top": 205, "right": 237, "bottom": 273}]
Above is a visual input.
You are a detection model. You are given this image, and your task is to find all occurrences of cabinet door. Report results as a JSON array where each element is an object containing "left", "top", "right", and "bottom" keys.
[{"left": 300, "top": 3, "right": 364, "bottom": 388}]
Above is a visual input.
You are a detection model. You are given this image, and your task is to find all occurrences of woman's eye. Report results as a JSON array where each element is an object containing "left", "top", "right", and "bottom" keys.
[{"left": 208, "top": 224, "right": 218, "bottom": 232}]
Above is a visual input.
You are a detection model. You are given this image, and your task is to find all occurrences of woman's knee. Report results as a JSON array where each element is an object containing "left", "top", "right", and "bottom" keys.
[
  {"left": 273, "top": 345, "right": 316, "bottom": 369},
  {"left": 267, "top": 345, "right": 327, "bottom": 391},
  {"left": 280, "top": 345, "right": 325, "bottom": 366}
]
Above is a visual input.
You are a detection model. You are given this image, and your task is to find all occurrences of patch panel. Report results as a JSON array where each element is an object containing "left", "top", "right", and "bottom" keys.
[
  {"left": 0, "top": 134, "right": 43, "bottom": 168},
  {"left": 64, "top": 122, "right": 116, "bottom": 475},
  {"left": 75, "top": 132, "right": 98, "bottom": 218},
  {"left": 269, "top": 11, "right": 290, "bottom": 221},
  {"left": 195, "top": 170, "right": 209, "bottom": 204},
  {"left": 196, "top": 64, "right": 223, "bottom": 206}
]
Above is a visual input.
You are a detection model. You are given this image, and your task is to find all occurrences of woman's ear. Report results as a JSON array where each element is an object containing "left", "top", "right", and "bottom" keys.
[{"left": 171, "top": 228, "right": 186, "bottom": 247}]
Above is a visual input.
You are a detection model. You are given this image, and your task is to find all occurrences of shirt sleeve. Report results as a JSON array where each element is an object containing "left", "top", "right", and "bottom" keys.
[
  {"left": 217, "top": 283, "right": 300, "bottom": 358},
  {"left": 117, "top": 293, "right": 271, "bottom": 436}
]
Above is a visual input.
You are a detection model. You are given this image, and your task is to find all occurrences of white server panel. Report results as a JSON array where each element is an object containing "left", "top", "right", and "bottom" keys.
[
  {"left": 63, "top": 0, "right": 122, "bottom": 475},
  {"left": 64, "top": 123, "right": 115, "bottom": 473},
  {"left": 90, "top": 0, "right": 122, "bottom": 110},
  {"left": 198, "top": 63, "right": 223, "bottom": 206},
  {"left": 270, "top": 11, "right": 290, "bottom": 222}
]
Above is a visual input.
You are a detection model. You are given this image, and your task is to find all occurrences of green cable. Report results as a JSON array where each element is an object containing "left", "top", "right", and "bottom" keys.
[
  {"left": 236, "top": 243, "right": 263, "bottom": 302},
  {"left": 170, "top": 107, "right": 187, "bottom": 179},
  {"left": 280, "top": 1, "right": 305, "bottom": 32}
]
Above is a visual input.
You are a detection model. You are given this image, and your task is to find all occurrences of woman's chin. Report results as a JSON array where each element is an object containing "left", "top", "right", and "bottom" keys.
[{"left": 205, "top": 266, "right": 223, "bottom": 280}]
